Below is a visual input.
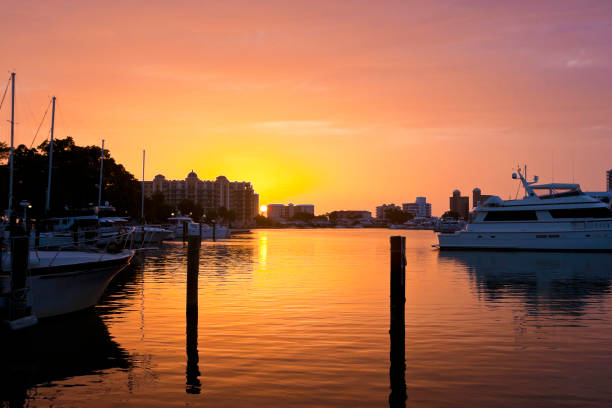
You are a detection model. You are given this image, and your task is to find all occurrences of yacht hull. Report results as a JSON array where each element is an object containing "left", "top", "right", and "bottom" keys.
[
  {"left": 438, "top": 231, "right": 612, "bottom": 251},
  {"left": 1, "top": 251, "right": 134, "bottom": 319}
]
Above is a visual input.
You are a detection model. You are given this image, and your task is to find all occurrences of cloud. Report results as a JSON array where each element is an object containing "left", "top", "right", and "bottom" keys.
[{"left": 250, "top": 120, "right": 365, "bottom": 137}]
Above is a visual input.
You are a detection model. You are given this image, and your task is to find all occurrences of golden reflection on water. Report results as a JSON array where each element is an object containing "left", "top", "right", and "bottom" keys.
[{"left": 2, "top": 229, "right": 612, "bottom": 407}]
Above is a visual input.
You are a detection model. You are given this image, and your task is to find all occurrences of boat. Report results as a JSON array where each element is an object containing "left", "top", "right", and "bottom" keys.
[
  {"left": 434, "top": 218, "right": 466, "bottom": 233},
  {"left": 1, "top": 245, "right": 134, "bottom": 322},
  {"left": 437, "top": 168, "right": 612, "bottom": 251},
  {"left": 165, "top": 216, "right": 229, "bottom": 240}
]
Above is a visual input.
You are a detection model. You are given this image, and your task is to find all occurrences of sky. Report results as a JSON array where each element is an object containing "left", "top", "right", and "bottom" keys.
[{"left": 1, "top": 0, "right": 612, "bottom": 215}]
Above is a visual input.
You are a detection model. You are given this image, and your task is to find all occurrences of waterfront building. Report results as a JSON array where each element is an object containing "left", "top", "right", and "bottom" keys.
[
  {"left": 329, "top": 210, "right": 372, "bottom": 224},
  {"left": 143, "top": 172, "right": 259, "bottom": 226},
  {"left": 449, "top": 190, "right": 469, "bottom": 219},
  {"left": 607, "top": 170, "right": 612, "bottom": 191},
  {"left": 402, "top": 197, "right": 432, "bottom": 218},
  {"left": 266, "top": 203, "right": 315, "bottom": 220},
  {"left": 376, "top": 204, "right": 401, "bottom": 220},
  {"left": 472, "top": 188, "right": 494, "bottom": 208}
]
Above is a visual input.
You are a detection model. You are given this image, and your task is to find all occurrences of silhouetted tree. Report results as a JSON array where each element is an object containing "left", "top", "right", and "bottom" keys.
[
  {"left": 385, "top": 208, "right": 412, "bottom": 224},
  {"left": 441, "top": 210, "right": 461, "bottom": 220},
  {"left": 0, "top": 137, "right": 140, "bottom": 218}
]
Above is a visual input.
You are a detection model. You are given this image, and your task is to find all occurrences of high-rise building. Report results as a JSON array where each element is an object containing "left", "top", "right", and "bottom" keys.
[
  {"left": 402, "top": 197, "right": 432, "bottom": 217},
  {"left": 143, "top": 172, "right": 258, "bottom": 226},
  {"left": 449, "top": 189, "right": 469, "bottom": 219},
  {"left": 266, "top": 203, "right": 315, "bottom": 220},
  {"left": 472, "top": 188, "right": 494, "bottom": 208},
  {"left": 607, "top": 170, "right": 612, "bottom": 191}
]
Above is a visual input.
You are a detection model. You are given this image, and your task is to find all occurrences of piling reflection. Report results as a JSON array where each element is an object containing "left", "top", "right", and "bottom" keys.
[
  {"left": 439, "top": 251, "right": 612, "bottom": 315},
  {"left": 389, "top": 236, "right": 407, "bottom": 408},
  {"left": 0, "top": 310, "right": 130, "bottom": 406},
  {"left": 186, "top": 307, "right": 201, "bottom": 394}
]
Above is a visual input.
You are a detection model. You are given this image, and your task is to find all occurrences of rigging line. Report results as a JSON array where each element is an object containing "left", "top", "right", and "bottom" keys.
[
  {"left": 30, "top": 97, "right": 52, "bottom": 148},
  {"left": 0, "top": 74, "right": 10, "bottom": 113}
]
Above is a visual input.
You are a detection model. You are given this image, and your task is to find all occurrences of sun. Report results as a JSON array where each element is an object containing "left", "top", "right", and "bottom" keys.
[{"left": 260, "top": 205, "right": 267, "bottom": 213}]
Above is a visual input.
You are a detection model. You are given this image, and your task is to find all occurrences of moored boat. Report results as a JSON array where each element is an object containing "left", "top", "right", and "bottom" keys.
[{"left": 438, "top": 168, "right": 612, "bottom": 251}]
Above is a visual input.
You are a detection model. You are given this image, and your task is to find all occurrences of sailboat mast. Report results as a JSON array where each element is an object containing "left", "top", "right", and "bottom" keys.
[
  {"left": 141, "top": 149, "right": 145, "bottom": 222},
  {"left": 98, "top": 139, "right": 104, "bottom": 208},
  {"left": 8, "top": 72, "right": 15, "bottom": 216},
  {"left": 45, "top": 96, "right": 56, "bottom": 213}
]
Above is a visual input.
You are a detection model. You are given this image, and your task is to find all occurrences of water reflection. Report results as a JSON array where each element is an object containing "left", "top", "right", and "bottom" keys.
[
  {"left": 186, "top": 307, "right": 201, "bottom": 394},
  {"left": 439, "top": 251, "right": 612, "bottom": 315},
  {"left": 0, "top": 310, "right": 130, "bottom": 406}
]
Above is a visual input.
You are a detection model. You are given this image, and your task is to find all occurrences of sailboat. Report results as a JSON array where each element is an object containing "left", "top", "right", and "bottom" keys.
[{"left": 0, "top": 73, "right": 134, "bottom": 330}]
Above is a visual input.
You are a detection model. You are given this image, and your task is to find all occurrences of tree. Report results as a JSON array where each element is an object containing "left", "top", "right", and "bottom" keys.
[
  {"left": 0, "top": 137, "right": 141, "bottom": 218},
  {"left": 203, "top": 208, "right": 218, "bottom": 224},
  {"left": 177, "top": 199, "right": 204, "bottom": 221},
  {"left": 441, "top": 210, "right": 461, "bottom": 220},
  {"left": 385, "top": 207, "right": 412, "bottom": 224},
  {"left": 290, "top": 212, "right": 315, "bottom": 223},
  {"left": 144, "top": 192, "right": 173, "bottom": 223},
  {"left": 0, "top": 142, "right": 9, "bottom": 164},
  {"left": 254, "top": 215, "right": 280, "bottom": 227}
]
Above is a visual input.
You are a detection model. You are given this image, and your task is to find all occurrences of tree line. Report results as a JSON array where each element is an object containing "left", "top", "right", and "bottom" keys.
[{"left": 0, "top": 137, "right": 237, "bottom": 224}]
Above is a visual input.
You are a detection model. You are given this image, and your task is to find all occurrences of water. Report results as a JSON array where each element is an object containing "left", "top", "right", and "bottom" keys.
[{"left": 2, "top": 229, "right": 612, "bottom": 407}]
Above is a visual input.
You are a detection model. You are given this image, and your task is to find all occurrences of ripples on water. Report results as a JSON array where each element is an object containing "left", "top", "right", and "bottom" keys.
[{"left": 1, "top": 229, "right": 612, "bottom": 407}]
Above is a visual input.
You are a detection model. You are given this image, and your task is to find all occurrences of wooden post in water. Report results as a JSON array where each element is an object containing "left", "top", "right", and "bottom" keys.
[
  {"left": 187, "top": 223, "right": 200, "bottom": 310},
  {"left": 212, "top": 222, "right": 216, "bottom": 242},
  {"left": 186, "top": 222, "right": 201, "bottom": 393},
  {"left": 182, "top": 221, "right": 188, "bottom": 244},
  {"left": 8, "top": 230, "right": 38, "bottom": 329},
  {"left": 389, "top": 236, "right": 407, "bottom": 407}
]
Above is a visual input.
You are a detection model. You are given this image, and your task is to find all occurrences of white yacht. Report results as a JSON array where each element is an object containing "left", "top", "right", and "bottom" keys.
[
  {"left": 1, "top": 247, "right": 134, "bottom": 323},
  {"left": 438, "top": 169, "right": 612, "bottom": 251}
]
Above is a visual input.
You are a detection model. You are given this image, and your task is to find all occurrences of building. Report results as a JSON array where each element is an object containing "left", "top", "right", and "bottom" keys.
[
  {"left": 402, "top": 197, "right": 432, "bottom": 218},
  {"left": 472, "top": 188, "right": 494, "bottom": 208},
  {"left": 329, "top": 210, "right": 372, "bottom": 224},
  {"left": 449, "top": 189, "right": 469, "bottom": 219},
  {"left": 607, "top": 170, "right": 612, "bottom": 191},
  {"left": 266, "top": 203, "right": 315, "bottom": 220},
  {"left": 143, "top": 172, "right": 259, "bottom": 226},
  {"left": 376, "top": 204, "right": 401, "bottom": 220}
]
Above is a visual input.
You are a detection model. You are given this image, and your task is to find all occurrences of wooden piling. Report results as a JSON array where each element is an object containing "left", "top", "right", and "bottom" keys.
[
  {"left": 182, "top": 221, "right": 188, "bottom": 244},
  {"left": 10, "top": 234, "right": 31, "bottom": 321},
  {"left": 212, "top": 222, "right": 216, "bottom": 242},
  {"left": 186, "top": 223, "right": 200, "bottom": 310},
  {"left": 389, "top": 236, "right": 407, "bottom": 407}
]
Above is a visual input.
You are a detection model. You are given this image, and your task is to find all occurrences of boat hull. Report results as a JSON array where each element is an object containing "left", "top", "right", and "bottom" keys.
[
  {"left": 438, "top": 230, "right": 612, "bottom": 251},
  {"left": 1, "top": 251, "right": 133, "bottom": 319}
]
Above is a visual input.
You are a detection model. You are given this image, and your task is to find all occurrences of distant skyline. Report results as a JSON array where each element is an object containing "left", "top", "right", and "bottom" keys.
[{"left": 2, "top": 1, "right": 612, "bottom": 215}]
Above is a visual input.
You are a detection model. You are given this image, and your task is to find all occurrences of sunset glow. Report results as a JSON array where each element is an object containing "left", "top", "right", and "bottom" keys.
[{"left": 2, "top": 1, "right": 612, "bottom": 214}]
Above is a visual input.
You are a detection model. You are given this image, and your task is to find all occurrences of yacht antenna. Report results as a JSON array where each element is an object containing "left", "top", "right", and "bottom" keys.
[
  {"left": 517, "top": 167, "right": 536, "bottom": 197},
  {"left": 45, "top": 96, "right": 56, "bottom": 213},
  {"left": 7, "top": 73, "right": 15, "bottom": 217},
  {"left": 98, "top": 139, "right": 104, "bottom": 208}
]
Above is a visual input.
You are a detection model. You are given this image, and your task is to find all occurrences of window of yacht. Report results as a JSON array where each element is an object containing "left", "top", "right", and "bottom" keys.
[
  {"left": 549, "top": 208, "right": 612, "bottom": 218},
  {"left": 483, "top": 211, "right": 538, "bottom": 221}
]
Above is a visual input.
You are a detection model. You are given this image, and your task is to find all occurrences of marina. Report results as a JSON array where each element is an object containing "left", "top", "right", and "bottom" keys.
[{"left": 2, "top": 229, "right": 612, "bottom": 407}]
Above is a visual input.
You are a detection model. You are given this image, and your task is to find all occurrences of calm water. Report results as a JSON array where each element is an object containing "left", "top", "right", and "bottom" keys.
[{"left": 2, "top": 229, "right": 612, "bottom": 407}]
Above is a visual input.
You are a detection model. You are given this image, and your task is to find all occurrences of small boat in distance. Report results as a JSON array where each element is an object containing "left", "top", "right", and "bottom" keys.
[{"left": 438, "top": 168, "right": 612, "bottom": 251}]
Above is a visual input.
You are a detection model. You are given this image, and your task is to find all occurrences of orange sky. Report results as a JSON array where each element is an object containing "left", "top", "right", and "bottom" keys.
[{"left": 2, "top": 1, "right": 612, "bottom": 215}]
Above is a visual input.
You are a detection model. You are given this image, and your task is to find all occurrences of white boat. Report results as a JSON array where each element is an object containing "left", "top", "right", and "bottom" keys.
[
  {"left": 1, "top": 248, "right": 134, "bottom": 320},
  {"left": 165, "top": 216, "right": 229, "bottom": 240},
  {"left": 438, "top": 168, "right": 612, "bottom": 251}
]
